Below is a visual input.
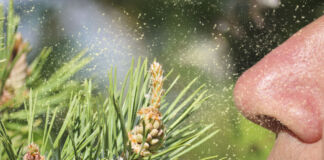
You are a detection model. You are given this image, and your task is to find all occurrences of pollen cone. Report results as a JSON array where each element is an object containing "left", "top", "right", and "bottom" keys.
[
  {"left": 0, "top": 33, "right": 29, "bottom": 105},
  {"left": 23, "top": 143, "right": 45, "bottom": 160},
  {"left": 129, "top": 61, "right": 165, "bottom": 157}
]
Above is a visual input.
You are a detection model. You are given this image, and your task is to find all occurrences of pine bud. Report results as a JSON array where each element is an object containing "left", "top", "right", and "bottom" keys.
[
  {"left": 135, "top": 126, "right": 143, "bottom": 134},
  {"left": 146, "top": 134, "right": 152, "bottom": 142},
  {"left": 23, "top": 143, "right": 45, "bottom": 160},
  {"left": 128, "top": 61, "right": 166, "bottom": 157},
  {"left": 143, "top": 142, "right": 150, "bottom": 149},
  {"left": 150, "top": 139, "right": 159, "bottom": 145},
  {"left": 135, "top": 134, "right": 143, "bottom": 143},
  {"left": 150, "top": 129, "right": 158, "bottom": 137},
  {"left": 153, "top": 121, "right": 160, "bottom": 129}
]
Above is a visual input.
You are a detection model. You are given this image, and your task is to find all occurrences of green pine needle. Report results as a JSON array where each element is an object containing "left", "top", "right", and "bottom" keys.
[{"left": 0, "top": 1, "right": 219, "bottom": 159}]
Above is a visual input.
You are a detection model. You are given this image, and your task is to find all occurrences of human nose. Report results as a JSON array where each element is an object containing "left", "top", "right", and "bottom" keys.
[{"left": 233, "top": 16, "right": 324, "bottom": 143}]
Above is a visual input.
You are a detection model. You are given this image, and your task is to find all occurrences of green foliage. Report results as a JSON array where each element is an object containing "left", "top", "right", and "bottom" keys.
[
  {"left": 234, "top": 115, "right": 275, "bottom": 160},
  {"left": 0, "top": 0, "right": 91, "bottom": 151},
  {"left": 0, "top": 59, "right": 218, "bottom": 159},
  {"left": 0, "top": 1, "right": 218, "bottom": 159}
]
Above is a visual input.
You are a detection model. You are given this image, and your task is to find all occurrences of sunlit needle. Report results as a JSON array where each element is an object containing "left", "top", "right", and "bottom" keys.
[{"left": 0, "top": 59, "right": 6, "bottom": 63}]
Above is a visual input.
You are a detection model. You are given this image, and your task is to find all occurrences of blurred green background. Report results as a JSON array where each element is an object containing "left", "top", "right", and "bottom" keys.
[{"left": 8, "top": 0, "right": 324, "bottom": 159}]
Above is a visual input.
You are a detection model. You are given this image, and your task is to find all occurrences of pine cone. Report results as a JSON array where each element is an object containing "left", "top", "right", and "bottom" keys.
[
  {"left": 23, "top": 143, "right": 45, "bottom": 160},
  {"left": 129, "top": 116, "right": 165, "bottom": 156},
  {"left": 0, "top": 33, "right": 29, "bottom": 105},
  {"left": 128, "top": 61, "right": 165, "bottom": 157}
]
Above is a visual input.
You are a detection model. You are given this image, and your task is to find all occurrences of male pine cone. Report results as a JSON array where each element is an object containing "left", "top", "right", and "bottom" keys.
[
  {"left": 23, "top": 143, "right": 45, "bottom": 160},
  {"left": 0, "top": 33, "right": 29, "bottom": 105},
  {"left": 128, "top": 61, "right": 165, "bottom": 157}
]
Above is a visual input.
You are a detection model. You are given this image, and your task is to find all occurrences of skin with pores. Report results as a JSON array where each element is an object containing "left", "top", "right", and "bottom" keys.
[{"left": 234, "top": 16, "right": 324, "bottom": 159}]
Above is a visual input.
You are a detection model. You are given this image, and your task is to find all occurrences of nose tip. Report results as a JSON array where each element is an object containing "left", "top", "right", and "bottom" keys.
[
  {"left": 233, "top": 65, "right": 263, "bottom": 118},
  {"left": 233, "top": 71, "right": 251, "bottom": 113},
  {"left": 233, "top": 72, "right": 251, "bottom": 114},
  {"left": 233, "top": 53, "right": 322, "bottom": 143},
  {"left": 234, "top": 69, "right": 289, "bottom": 133}
]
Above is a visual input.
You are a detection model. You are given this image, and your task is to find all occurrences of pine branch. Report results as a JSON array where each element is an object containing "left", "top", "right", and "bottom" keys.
[
  {"left": 0, "top": 0, "right": 91, "bottom": 155},
  {"left": 0, "top": 1, "right": 219, "bottom": 159}
]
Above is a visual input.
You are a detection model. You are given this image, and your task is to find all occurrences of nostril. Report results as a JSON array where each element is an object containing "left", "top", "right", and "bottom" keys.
[{"left": 248, "top": 115, "right": 289, "bottom": 134}]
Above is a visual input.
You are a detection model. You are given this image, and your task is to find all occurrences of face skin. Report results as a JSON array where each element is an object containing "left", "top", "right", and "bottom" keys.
[{"left": 234, "top": 15, "right": 324, "bottom": 159}]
